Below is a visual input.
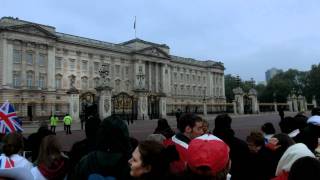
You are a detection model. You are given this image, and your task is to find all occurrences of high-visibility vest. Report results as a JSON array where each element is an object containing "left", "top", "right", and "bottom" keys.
[
  {"left": 50, "top": 116, "right": 58, "bottom": 126},
  {"left": 63, "top": 115, "right": 72, "bottom": 125}
]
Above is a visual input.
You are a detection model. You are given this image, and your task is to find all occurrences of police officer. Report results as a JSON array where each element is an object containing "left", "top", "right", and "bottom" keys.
[
  {"left": 50, "top": 114, "right": 58, "bottom": 133},
  {"left": 63, "top": 114, "right": 73, "bottom": 134}
]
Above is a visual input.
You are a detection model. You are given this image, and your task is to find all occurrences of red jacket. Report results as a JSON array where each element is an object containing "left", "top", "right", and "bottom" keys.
[{"left": 165, "top": 134, "right": 190, "bottom": 174}]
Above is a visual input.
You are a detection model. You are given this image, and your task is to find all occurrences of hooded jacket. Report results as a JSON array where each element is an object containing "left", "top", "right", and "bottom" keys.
[
  {"left": 69, "top": 115, "right": 131, "bottom": 180},
  {"left": 272, "top": 143, "right": 315, "bottom": 180}
]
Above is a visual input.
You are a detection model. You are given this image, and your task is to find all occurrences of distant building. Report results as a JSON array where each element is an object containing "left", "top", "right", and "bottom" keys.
[
  {"left": 0, "top": 17, "right": 226, "bottom": 121},
  {"left": 265, "top": 68, "right": 283, "bottom": 82}
]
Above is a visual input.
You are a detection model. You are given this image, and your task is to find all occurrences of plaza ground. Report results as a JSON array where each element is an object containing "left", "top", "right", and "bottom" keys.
[{"left": 21, "top": 111, "right": 301, "bottom": 151}]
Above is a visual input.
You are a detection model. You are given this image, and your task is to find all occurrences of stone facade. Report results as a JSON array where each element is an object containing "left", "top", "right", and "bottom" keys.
[{"left": 0, "top": 17, "right": 225, "bottom": 120}]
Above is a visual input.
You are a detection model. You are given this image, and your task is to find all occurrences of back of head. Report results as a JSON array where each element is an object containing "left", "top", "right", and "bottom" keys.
[
  {"left": 146, "top": 134, "right": 166, "bottom": 144},
  {"left": 311, "top": 107, "right": 320, "bottom": 116},
  {"left": 272, "top": 133, "right": 295, "bottom": 154},
  {"left": 156, "top": 118, "right": 170, "bottom": 131},
  {"left": 85, "top": 115, "right": 101, "bottom": 139},
  {"left": 214, "top": 114, "right": 232, "bottom": 130},
  {"left": 3, "top": 132, "right": 23, "bottom": 157},
  {"left": 138, "top": 140, "right": 178, "bottom": 177},
  {"left": 275, "top": 143, "right": 315, "bottom": 176},
  {"left": 279, "top": 116, "right": 296, "bottom": 134},
  {"left": 246, "top": 131, "right": 265, "bottom": 147},
  {"left": 288, "top": 156, "right": 320, "bottom": 180},
  {"left": 261, "top": 122, "right": 276, "bottom": 135},
  {"left": 37, "top": 135, "right": 62, "bottom": 166},
  {"left": 294, "top": 114, "right": 308, "bottom": 131},
  {"left": 177, "top": 113, "right": 202, "bottom": 133},
  {"left": 95, "top": 115, "right": 130, "bottom": 155}
]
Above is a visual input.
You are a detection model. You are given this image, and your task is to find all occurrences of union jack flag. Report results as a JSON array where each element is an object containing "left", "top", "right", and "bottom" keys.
[
  {"left": 0, "top": 101, "right": 23, "bottom": 134},
  {"left": 0, "top": 155, "right": 14, "bottom": 168}
]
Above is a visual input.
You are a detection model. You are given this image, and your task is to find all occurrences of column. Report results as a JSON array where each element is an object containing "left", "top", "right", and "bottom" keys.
[
  {"left": 292, "top": 95, "right": 298, "bottom": 112},
  {"left": 155, "top": 63, "right": 159, "bottom": 92},
  {"left": 149, "top": 62, "right": 152, "bottom": 91},
  {"left": 287, "top": 98, "right": 293, "bottom": 112},
  {"left": 208, "top": 72, "right": 213, "bottom": 97},
  {"left": 203, "top": 101, "right": 207, "bottom": 116},
  {"left": 159, "top": 97, "right": 167, "bottom": 118},
  {"left": 312, "top": 96, "right": 317, "bottom": 108},
  {"left": 68, "top": 93, "right": 80, "bottom": 122},
  {"left": 221, "top": 74, "right": 225, "bottom": 97},
  {"left": 232, "top": 100, "right": 237, "bottom": 114},
  {"left": 161, "top": 64, "right": 166, "bottom": 93},
  {"left": 2, "top": 39, "right": 13, "bottom": 88},
  {"left": 47, "top": 46, "right": 56, "bottom": 91}
]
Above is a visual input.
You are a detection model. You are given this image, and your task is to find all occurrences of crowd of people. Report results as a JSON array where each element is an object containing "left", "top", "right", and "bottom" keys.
[{"left": 0, "top": 105, "right": 320, "bottom": 180}]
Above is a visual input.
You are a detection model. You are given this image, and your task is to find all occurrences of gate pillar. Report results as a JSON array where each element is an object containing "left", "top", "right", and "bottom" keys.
[
  {"left": 248, "top": 88, "right": 259, "bottom": 114},
  {"left": 233, "top": 87, "right": 244, "bottom": 114},
  {"left": 287, "top": 96, "right": 293, "bottom": 112},
  {"left": 96, "top": 86, "right": 112, "bottom": 120},
  {"left": 292, "top": 95, "right": 298, "bottom": 112},
  {"left": 67, "top": 75, "right": 80, "bottom": 122},
  {"left": 312, "top": 96, "right": 317, "bottom": 108},
  {"left": 134, "top": 89, "right": 149, "bottom": 120},
  {"left": 159, "top": 96, "right": 167, "bottom": 118}
]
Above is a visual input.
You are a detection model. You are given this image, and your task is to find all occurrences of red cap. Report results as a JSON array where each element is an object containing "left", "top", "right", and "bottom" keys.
[{"left": 187, "top": 134, "right": 230, "bottom": 174}]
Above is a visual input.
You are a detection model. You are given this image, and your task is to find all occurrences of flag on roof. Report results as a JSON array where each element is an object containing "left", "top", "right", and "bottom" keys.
[{"left": 0, "top": 101, "right": 23, "bottom": 134}]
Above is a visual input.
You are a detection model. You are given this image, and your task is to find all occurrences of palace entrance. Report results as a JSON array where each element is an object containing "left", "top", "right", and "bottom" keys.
[
  {"left": 112, "top": 92, "right": 137, "bottom": 122},
  {"left": 148, "top": 94, "right": 160, "bottom": 119}
]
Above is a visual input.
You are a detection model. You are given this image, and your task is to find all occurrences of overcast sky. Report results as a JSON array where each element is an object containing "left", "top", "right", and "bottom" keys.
[{"left": 2, "top": 0, "right": 320, "bottom": 82}]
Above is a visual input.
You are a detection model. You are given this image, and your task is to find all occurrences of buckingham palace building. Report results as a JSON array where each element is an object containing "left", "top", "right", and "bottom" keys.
[{"left": 0, "top": 17, "right": 226, "bottom": 121}]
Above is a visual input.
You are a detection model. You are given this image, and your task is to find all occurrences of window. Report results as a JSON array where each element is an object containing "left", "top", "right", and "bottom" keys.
[
  {"left": 39, "top": 73, "right": 46, "bottom": 89},
  {"left": 69, "top": 59, "right": 75, "bottom": 70},
  {"left": 12, "top": 71, "right": 21, "bottom": 87},
  {"left": 116, "top": 65, "right": 120, "bottom": 75},
  {"left": 93, "top": 77, "right": 100, "bottom": 88},
  {"left": 203, "top": 77, "right": 206, "bottom": 83},
  {"left": 26, "top": 71, "right": 33, "bottom": 88},
  {"left": 55, "top": 75, "right": 62, "bottom": 89},
  {"left": 13, "top": 50, "right": 21, "bottom": 63},
  {"left": 82, "top": 61, "right": 88, "bottom": 71},
  {"left": 81, "top": 77, "right": 88, "bottom": 89},
  {"left": 55, "top": 57, "right": 62, "bottom": 69},
  {"left": 55, "top": 104, "right": 60, "bottom": 112},
  {"left": 26, "top": 52, "right": 33, "bottom": 65},
  {"left": 125, "top": 66, "right": 129, "bottom": 76},
  {"left": 38, "top": 54, "right": 46, "bottom": 67},
  {"left": 94, "top": 62, "right": 99, "bottom": 72}
]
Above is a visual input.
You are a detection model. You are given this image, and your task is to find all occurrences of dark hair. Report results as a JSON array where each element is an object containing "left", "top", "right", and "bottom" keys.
[
  {"left": 155, "top": 119, "right": 171, "bottom": 131},
  {"left": 3, "top": 132, "right": 24, "bottom": 156},
  {"left": 311, "top": 107, "right": 320, "bottom": 116},
  {"left": 154, "top": 119, "right": 175, "bottom": 139},
  {"left": 177, "top": 113, "right": 202, "bottom": 133},
  {"left": 95, "top": 115, "right": 130, "bottom": 156},
  {"left": 246, "top": 131, "right": 265, "bottom": 147},
  {"left": 294, "top": 113, "right": 308, "bottom": 131},
  {"left": 272, "top": 133, "right": 295, "bottom": 155},
  {"left": 85, "top": 114, "right": 101, "bottom": 139},
  {"left": 261, "top": 122, "right": 276, "bottom": 135},
  {"left": 279, "top": 116, "right": 296, "bottom": 134},
  {"left": 37, "top": 135, "right": 62, "bottom": 167},
  {"left": 138, "top": 140, "right": 178, "bottom": 178},
  {"left": 288, "top": 156, "right": 320, "bottom": 180},
  {"left": 214, "top": 114, "right": 232, "bottom": 130}
]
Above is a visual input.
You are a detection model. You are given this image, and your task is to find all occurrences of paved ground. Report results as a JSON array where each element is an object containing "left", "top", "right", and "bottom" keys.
[{"left": 21, "top": 111, "right": 304, "bottom": 151}]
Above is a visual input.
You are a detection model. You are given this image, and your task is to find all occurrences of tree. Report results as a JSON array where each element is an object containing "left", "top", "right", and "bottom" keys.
[{"left": 304, "top": 64, "right": 320, "bottom": 103}]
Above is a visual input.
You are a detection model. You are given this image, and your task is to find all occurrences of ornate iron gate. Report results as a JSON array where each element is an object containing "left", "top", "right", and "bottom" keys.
[
  {"left": 148, "top": 95, "right": 160, "bottom": 119},
  {"left": 112, "top": 92, "right": 137, "bottom": 123}
]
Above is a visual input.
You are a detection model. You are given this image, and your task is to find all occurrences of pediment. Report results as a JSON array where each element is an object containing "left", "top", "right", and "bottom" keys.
[
  {"left": 136, "top": 46, "right": 170, "bottom": 59},
  {"left": 5, "top": 24, "right": 57, "bottom": 39}
]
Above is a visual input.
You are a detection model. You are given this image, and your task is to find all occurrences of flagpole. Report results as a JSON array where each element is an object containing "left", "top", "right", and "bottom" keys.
[{"left": 134, "top": 16, "right": 137, "bottom": 39}]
